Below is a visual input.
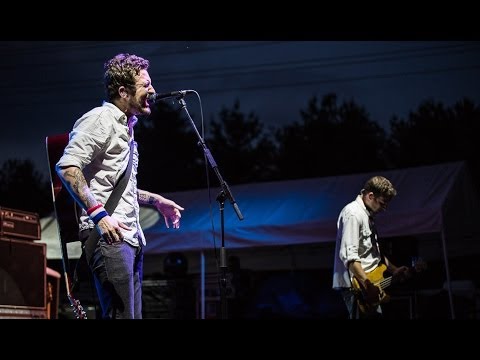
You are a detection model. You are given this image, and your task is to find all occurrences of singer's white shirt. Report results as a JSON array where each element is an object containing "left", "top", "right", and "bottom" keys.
[
  {"left": 332, "top": 195, "right": 381, "bottom": 289},
  {"left": 56, "top": 101, "right": 145, "bottom": 247}
]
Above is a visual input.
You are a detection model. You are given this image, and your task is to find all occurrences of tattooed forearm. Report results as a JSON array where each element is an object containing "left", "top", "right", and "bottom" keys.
[
  {"left": 59, "top": 166, "right": 97, "bottom": 209},
  {"left": 64, "top": 168, "right": 86, "bottom": 195},
  {"left": 138, "top": 190, "right": 156, "bottom": 206}
]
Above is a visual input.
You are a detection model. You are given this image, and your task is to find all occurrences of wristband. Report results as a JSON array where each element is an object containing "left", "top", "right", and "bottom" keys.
[
  {"left": 88, "top": 205, "right": 109, "bottom": 225},
  {"left": 87, "top": 203, "right": 103, "bottom": 215}
]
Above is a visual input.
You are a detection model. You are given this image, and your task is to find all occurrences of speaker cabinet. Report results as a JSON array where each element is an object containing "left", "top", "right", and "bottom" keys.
[{"left": 0, "top": 238, "right": 47, "bottom": 318}]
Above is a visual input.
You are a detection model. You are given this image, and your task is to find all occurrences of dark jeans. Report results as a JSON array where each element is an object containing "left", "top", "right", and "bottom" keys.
[
  {"left": 340, "top": 288, "right": 382, "bottom": 320},
  {"left": 340, "top": 288, "right": 359, "bottom": 319},
  {"left": 80, "top": 229, "right": 143, "bottom": 319}
]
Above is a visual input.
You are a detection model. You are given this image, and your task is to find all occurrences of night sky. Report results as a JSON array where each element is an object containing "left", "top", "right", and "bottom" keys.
[{"left": 1, "top": 40, "right": 479, "bottom": 178}]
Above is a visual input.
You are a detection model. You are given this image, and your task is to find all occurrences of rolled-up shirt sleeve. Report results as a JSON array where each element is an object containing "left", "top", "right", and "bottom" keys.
[
  {"left": 57, "top": 110, "right": 112, "bottom": 170},
  {"left": 339, "top": 213, "right": 361, "bottom": 269}
]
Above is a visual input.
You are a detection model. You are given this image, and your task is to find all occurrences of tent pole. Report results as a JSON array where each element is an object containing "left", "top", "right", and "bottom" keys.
[
  {"left": 440, "top": 228, "right": 455, "bottom": 319},
  {"left": 200, "top": 251, "right": 205, "bottom": 319}
]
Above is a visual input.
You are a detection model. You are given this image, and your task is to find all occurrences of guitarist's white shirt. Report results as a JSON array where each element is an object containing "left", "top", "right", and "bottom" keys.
[{"left": 332, "top": 195, "right": 382, "bottom": 289}]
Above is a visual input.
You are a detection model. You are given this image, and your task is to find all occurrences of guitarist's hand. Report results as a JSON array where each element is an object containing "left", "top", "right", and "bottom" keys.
[
  {"left": 97, "top": 216, "right": 132, "bottom": 244},
  {"left": 363, "top": 279, "right": 381, "bottom": 305},
  {"left": 392, "top": 266, "right": 410, "bottom": 282}
]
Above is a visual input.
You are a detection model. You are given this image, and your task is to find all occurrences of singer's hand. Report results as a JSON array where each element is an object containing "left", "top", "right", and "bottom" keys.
[
  {"left": 152, "top": 195, "right": 184, "bottom": 229},
  {"left": 97, "top": 215, "right": 131, "bottom": 244}
]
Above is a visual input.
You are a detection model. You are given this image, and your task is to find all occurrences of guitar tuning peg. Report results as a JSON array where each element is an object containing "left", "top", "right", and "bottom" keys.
[{"left": 411, "top": 256, "right": 417, "bottom": 267}]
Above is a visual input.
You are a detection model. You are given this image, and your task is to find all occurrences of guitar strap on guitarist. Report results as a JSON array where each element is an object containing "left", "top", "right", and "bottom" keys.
[
  {"left": 82, "top": 139, "right": 135, "bottom": 266},
  {"left": 369, "top": 215, "right": 384, "bottom": 261}
]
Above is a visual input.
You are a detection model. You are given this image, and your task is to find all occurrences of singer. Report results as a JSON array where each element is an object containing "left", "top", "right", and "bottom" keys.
[{"left": 56, "top": 53, "right": 185, "bottom": 319}]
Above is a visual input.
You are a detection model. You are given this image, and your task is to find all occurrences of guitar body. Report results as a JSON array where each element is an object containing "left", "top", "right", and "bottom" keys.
[
  {"left": 350, "top": 259, "right": 427, "bottom": 315},
  {"left": 352, "top": 263, "right": 390, "bottom": 289},
  {"left": 46, "top": 133, "right": 87, "bottom": 319},
  {"left": 351, "top": 263, "right": 391, "bottom": 315},
  {"left": 46, "top": 133, "right": 81, "bottom": 244}
]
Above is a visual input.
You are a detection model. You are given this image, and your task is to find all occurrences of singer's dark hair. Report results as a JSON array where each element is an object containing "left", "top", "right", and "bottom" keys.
[{"left": 104, "top": 53, "right": 149, "bottom": 102}]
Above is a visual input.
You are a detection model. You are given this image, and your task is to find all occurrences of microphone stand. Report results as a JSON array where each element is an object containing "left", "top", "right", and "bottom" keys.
[{"left": 177, "top": 97, "right": 244, "bottom": 320}]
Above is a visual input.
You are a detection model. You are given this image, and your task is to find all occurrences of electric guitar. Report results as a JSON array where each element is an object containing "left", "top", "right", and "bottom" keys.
[
  {"left": 351, "top": 259, "right": 426, "bottom": 314},
  {"left": 46, "top": 133, "right": 87, "bottom": 319}
]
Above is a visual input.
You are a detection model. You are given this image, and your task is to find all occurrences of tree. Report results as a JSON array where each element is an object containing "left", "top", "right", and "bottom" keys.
[
  {"left": 386, "top": 97, "right": 480, "bottom": 184},
  {"left": 276, "top": 93, "right": 388, "bottom": 180},
  {"left": 0, "top": 159, "right": 52, "bottom": 217},
  {"left": 135, "top": 101, "right": 206, "bottom": 193},
  {"left": 206, "top": 100, "right": 278, "bottom": 185}
]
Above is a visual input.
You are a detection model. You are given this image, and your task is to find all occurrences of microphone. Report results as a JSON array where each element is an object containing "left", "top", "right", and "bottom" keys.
[{"left": 147, "top": 90, "right": 194, "bottom": 103}]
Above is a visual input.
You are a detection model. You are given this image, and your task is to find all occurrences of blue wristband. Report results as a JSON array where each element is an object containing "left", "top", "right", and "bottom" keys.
[{"left": 91, "top": 210, "right": 108, "bottom": 225}]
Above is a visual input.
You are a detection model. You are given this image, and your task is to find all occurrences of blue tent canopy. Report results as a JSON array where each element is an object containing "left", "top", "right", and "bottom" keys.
[{"left": 142, "top": 161, "right": 478, "bottom": 256}]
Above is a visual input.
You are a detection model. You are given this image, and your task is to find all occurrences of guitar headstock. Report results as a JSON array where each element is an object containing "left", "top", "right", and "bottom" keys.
[
  {"left": 411, "top": 257, "right": 428, "bottom": 273},
  {"left": 395, "top": 257, "right": 427, "bottom": 282},
  {"left": 68, "top": 295, "right": 87, "bottom": 319}
]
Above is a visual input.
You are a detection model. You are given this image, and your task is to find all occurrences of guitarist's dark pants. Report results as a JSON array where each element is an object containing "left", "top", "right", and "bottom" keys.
[
  {"left": 340, "top": 288, "right": 383, "bottom": 320},
  {"left": 79, "top": 229, "right": 144, "bottom": 319}
]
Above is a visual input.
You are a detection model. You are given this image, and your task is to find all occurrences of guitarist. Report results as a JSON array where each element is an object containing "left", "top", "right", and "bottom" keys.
[{"left": 332, "top": 176, "right": 409, "bottom": 319}]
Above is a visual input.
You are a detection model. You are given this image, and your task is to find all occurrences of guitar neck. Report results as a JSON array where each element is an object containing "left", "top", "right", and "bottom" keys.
[
  {"left": 376, "top": 276, "right": 392, "bottom": 290},
  {"left": 376, "top": 262, "right": 425, "bottom": 290}
]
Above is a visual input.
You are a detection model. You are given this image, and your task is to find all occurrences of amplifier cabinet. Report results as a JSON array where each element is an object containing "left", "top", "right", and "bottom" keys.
[
  {"left": 0, "top": 305, "right": 48, "bottom": 319},
  {"left": 0, "top": 206, "right": 41, "bottom": 240},
  {"left": 0, "top": 238, "right": 47, "bottom": 314}
]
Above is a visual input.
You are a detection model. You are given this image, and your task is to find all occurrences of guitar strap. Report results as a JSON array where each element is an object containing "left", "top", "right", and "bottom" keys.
[
  {"left": 83, "top": 139, "right": 135, "bottom": 265},
  {"left": 369, "top": 215, "right": 384, "bottom": 262}
]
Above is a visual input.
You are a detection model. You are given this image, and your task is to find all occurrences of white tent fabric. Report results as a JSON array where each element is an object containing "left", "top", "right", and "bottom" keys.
[
  {"left": 39, "top": 161, "right": 478, "bottom": 259},
  {"left": 143, "top": 161, "right": 478, "bottom": 255}
]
